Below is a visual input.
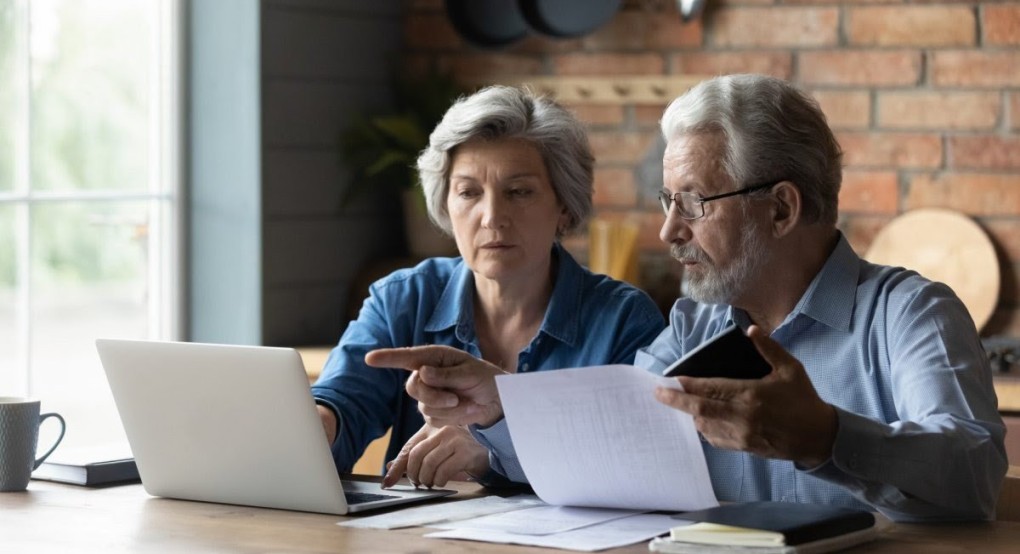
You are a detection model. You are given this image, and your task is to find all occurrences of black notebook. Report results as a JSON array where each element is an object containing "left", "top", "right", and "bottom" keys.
[
  {"left": 32, "top": 445, "right": 140, "bottom": 487},
  {"left": 667, "top": 501, "right": 876, "bottom": 547}
]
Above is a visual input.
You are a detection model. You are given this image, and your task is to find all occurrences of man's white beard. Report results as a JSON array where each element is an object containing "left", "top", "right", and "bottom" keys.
[{"left": 676, "top": 219, "right": 768, "bottom": 305}]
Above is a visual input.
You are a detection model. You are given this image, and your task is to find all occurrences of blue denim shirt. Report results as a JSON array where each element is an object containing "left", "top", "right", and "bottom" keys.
[
  {"left": 311, "top": 243, "right": 665, "bottom": 480},
  {"left": 635, "top": 235, "right": 1007, "bottom": 522}
]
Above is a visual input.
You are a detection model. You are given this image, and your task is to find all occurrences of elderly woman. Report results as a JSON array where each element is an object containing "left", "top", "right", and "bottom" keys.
[{"left": 311, "top": 85, "right": 664, "bottom": 488}]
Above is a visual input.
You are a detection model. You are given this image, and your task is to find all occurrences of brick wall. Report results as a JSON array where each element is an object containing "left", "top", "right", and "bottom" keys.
[{"left": 403, "top": 0, "right": 1020, "bottom": 337}]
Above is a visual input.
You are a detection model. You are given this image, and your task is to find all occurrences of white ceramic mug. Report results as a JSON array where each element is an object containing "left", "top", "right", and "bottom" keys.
[{"left": 0, "top": 397, "right": 66, "bottom": 492}]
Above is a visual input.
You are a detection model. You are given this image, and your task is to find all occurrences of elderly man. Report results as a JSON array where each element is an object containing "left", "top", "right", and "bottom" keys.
[{"left": 368, "top": 74, "right": 1006, "bottom": 522}]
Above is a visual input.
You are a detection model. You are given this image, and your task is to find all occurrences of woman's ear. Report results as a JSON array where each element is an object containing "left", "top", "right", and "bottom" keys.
[
  {"left": 770, "top": 181, "right": 801, "bottom": 237},
  {"left": 557, "top": 206, "right": 570, "bottom": 235}
]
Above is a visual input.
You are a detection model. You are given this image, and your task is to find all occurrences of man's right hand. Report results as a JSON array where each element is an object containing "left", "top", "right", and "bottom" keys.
[
  {"left": 316, "top": 404, "right": 338, "bottom": 445},
  {"left": 365, "top": 345, "right": 508, "bottom": 428}
]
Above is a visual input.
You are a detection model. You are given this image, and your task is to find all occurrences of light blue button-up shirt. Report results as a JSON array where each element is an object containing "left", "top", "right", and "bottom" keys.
[
  {"left": 311, "top": 244, "right": 665, "bottom": 478},
  {"left": 635, "top": 235, "right": 1007, "bottom": 522}
]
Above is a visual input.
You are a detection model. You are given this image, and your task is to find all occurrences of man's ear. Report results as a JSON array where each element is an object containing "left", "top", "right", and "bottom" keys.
[{"left": 770, "top": 181, "right": 801, "bottom": 237}]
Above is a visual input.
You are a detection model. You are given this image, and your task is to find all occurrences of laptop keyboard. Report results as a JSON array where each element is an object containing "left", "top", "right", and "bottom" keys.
[{"left": 345, "top": 491, "right": 401, "bottom": 505}]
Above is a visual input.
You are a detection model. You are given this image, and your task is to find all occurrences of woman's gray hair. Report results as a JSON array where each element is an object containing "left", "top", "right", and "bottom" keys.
[
  {"left": 417, "top": 85, "right": 594, "bottom": 237},
  {"left": 660, "top": 74, "right": 843, "bottom": 227}
]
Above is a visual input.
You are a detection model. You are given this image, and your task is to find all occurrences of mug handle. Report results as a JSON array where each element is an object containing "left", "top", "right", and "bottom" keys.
[{"left": 33, "top": 412, "right": 67, "bottom": 470}]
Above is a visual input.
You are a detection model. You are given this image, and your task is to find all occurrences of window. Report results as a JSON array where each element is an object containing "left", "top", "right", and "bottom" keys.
[{"left": 0, "top": 0, "right": 180, "bottom": 449}]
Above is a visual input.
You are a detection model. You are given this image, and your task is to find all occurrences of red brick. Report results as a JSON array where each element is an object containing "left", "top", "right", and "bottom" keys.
[
  {"left": 567, "top": 104, "right": 626, "bottom": 127},
  {"left": 593, "top": 168, "right": 638, "bottom": 208},
  {"left": 800, "top": 51, "right": 921, "bottom": 86},
  {"left": 811, "top": 90, "right": 871, "bottom": 130},
  {"left": 906, "top": 173, "right": 1020, "bottom": 216},
  {"left": 932, "top": 51, "right": 1020, "bottom": 87},
  {"left": 836, "top": 132, "right": 943, "bottom": 168},
  {"left": 708, "top": 7, "right": 839, "bottom": 48},
  {"left": 847, "top": 6, "right": 975, "bottom": 47},
  {"left": 508, "top": 34, "right": 584, "bottom": 55},
  {"left": 984, "top": 220, "right": 1020, "bottom": 269},
  {"left": 1012, "top": 93, "right": 1020, "bottom": 131},
  {"left": 877, "top": 91, "right": 1000, "bottom": 130},
  {"left": 582, "top": 10, "right": 703, "bottom": 50},
  {"left": 671, "top": 52, "right": 793, "bottom": 80},
  {"left": 839, "top": 171, "right": 899, "bottom": 214},
  {"left": 950, "top": 136, "right": 1020, "bottom": 170},
  {"left": 984, "top": 4, "right": 1020, "bottom": 46},
  {"left": 404, "top": 13, "right": 461, "bottom": 50},
  {"left": 446, "top": 54, "right": 544, "bottom": 83},
  {"left": 589, "top": 131, "right": 658, "bottom": 164},
  {"left": 635, "top": 105, "right": 669, "bottom": 128},
  {"left": 552, "top": 53, "right": 664, "bottom": 76},
  {"left": 837, "top": 215, "right": 894, "bottom": 257}
]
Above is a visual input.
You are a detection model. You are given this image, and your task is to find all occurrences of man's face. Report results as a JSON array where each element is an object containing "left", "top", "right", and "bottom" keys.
[{"left": 660, "top": 132, "right": 771, "bottom": 305}]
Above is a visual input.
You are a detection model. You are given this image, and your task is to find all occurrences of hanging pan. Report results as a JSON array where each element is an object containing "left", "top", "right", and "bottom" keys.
[
  {"left": 446, "top": 0, "right": 530, "bottom": 48},
  {"left": 518, "top": 0, "right": 622, "bottom": 38}
]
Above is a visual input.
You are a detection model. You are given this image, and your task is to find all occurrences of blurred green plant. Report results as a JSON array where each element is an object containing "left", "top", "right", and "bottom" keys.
[{"left": 340, "top": 70, "right": 465, "bottom": 211}]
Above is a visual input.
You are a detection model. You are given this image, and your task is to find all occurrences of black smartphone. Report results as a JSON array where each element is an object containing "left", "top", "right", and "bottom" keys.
[{"left": 662, "top": 324, "right": 772, "bottom": 379}]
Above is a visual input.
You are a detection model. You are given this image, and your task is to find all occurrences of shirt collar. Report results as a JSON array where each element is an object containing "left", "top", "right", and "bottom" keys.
[
  {"left": 425, "top": 243, "right": 584, "bottom": 347},
  {"left": 425, "top": 256, "right": 474, "bottom": 340},
  {"left": 788, "top": 233, "right": 860, "bottom": 332}
]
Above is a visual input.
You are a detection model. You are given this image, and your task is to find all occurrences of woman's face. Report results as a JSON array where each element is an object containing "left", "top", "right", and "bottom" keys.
[{"left": 447, "top": 137, "right": 569, "bottom": 284}]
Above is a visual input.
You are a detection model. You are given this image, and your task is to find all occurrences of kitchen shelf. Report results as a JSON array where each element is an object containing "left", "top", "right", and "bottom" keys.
[{"left": 469, "top": 75, "right": 710, "bottom": 104}]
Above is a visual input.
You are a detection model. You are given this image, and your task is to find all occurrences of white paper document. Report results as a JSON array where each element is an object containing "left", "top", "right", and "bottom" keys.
[
  {"left": 338, "top": 495, "right": 545, "bottom": 530},
  {"left": 495, "top": 364, "right": 718, "bottom": 511},
  {"left": 431, "top": 504, "right": 643, "bottom": 535},
  {"left": 426, "top": 512, "right": 679, "bottom": 552}
]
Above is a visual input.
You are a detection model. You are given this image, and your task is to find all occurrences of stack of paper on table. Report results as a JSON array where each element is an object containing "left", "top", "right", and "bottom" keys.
[{"left": 425, "top": 507, "right": 681, "bottom": 552}]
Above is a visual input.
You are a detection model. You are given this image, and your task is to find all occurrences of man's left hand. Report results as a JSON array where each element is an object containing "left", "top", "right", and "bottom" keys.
[{"left": 654, "top": 325, "right": 838, "bottom": 468}]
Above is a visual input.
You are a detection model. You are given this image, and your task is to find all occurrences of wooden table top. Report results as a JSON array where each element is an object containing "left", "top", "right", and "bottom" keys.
[{"left": 2, "top": 479, "right": 1020, "bottom": 553}]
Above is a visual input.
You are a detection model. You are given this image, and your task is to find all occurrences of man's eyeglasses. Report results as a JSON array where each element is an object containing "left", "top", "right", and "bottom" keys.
[{"left": 658, "top": 180, "right": 782, "bottom": 220}]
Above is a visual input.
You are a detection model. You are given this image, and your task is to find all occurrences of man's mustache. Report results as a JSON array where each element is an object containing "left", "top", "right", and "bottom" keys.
[{"left": 670, "top": 243, "right": 709, "bottom": 264}]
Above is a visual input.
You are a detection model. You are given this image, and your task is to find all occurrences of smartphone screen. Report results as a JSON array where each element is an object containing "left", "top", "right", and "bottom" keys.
[{"left": 662, "top": 324, "right": 772, "bottom": 379}]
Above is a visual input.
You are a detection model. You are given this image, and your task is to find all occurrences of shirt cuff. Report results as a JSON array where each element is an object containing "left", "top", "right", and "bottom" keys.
[
  {"left": 469, "top": 418, "right": 528, "bottom": 484},
  {"left": 313, "top": 399, "right": 342, "bottom": 447},
  {"left": 801, "top": 407, "right": 873, "bottom": 494}
]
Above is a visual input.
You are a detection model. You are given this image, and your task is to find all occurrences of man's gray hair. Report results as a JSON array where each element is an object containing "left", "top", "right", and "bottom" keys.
[
  {"left": 417, "top": 85, "right": 594, "bottom": 236},
  {"left": 660, "top": 74, "right": 843, "bottom": 226}
]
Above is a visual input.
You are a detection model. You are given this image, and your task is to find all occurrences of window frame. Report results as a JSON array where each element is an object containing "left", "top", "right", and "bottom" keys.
[{"left": 0, "top": 0, "right": 184, "bottom": 397}]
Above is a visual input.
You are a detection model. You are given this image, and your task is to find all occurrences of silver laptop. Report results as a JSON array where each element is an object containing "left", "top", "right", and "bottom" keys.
[{"left": 95, "top": 339, "right": 455, "bottom": 515}]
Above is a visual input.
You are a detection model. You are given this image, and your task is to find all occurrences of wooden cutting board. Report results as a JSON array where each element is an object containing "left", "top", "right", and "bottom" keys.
[{"left": 864, "top": 208, "right": 1000, "bottom": 332}]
